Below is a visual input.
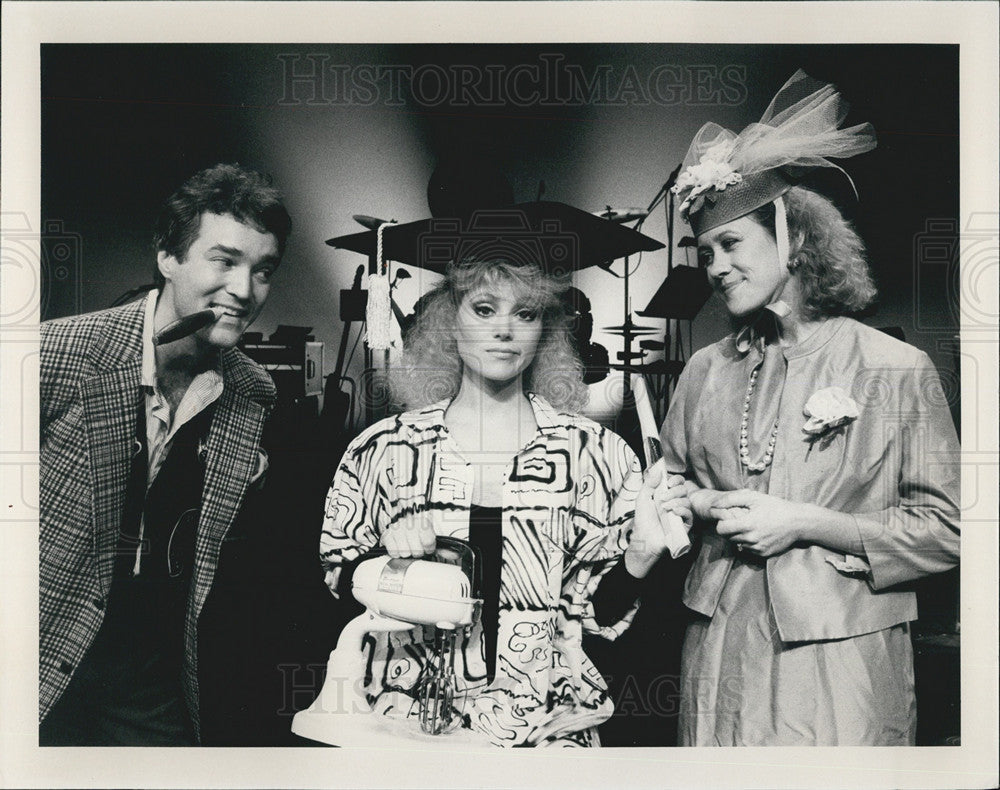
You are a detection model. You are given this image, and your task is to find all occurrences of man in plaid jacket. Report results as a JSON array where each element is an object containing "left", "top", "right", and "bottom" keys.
[{"left": 39, "top": 164, "right": 292, "bottom": 745}]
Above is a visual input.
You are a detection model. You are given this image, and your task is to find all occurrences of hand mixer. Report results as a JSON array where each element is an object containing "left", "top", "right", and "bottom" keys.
[{"left": 291, "top": 536, "right": 491, "bottom": 747}]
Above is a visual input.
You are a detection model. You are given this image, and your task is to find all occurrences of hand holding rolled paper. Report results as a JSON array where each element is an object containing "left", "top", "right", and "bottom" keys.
[
  {"left": 627, "top": 460, "right": 693, "bottom": 578},
  {"left": 630, "top": 373, "right": 692, "bottom": 562},
  {"left": 650, "top": 468, "right": 694, "bottom": 529}
]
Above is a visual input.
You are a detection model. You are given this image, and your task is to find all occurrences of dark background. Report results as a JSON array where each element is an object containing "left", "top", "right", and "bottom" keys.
[
  {"left": 41, "top": 44, "right": 960, "bottom": 746},
  {"left": 41, "top": 44, "right": 961, "bottom": 406}
]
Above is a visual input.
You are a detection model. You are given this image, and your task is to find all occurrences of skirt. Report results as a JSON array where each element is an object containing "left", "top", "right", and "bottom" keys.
[{"left": 678, "top": 556, "right": 916, "bottom": 746}]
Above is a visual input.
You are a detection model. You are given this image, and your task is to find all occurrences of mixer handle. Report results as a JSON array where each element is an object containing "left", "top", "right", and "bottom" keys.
[
  {"left": 337, "top": 534, "right": 483, "bottom": 601},
  {"left": 433, "top": 535, "right": 483, "bottom": 598}
]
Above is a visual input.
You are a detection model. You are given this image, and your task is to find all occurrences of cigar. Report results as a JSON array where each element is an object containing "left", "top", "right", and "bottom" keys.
[{"left": 153, "top": 306, "right": 227, "bottom": 345}]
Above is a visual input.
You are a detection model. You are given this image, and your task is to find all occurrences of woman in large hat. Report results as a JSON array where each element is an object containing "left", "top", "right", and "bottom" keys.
[{"left": 661, "top": 70, "right": 960, "bottom": 745}]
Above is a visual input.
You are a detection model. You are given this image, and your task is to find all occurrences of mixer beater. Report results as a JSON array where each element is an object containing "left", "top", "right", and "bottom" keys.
[{"left": 292, "top": 536, "right": 486, "bottom": 746}]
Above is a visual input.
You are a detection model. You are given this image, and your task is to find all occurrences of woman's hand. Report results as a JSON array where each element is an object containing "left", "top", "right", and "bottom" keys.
[
  {"left": 626, "top": 460, "right": 692, "bottom": 578},
  {"left": 688, "top": 484, "right": 723, "bottom": 522},
  {"left": 380, "top": 514, "right": 437, "bottom": 558},
  {"left": 656, "top": 468, "right": 694, "bottom": 530},
  {"left": 710, "top": 489, "right": 803, "bottom": 557}
]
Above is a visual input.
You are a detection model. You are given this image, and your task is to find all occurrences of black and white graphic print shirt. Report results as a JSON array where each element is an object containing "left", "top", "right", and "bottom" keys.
[{"left": 320, "top": 394, "right": 642, "bottom": 746}]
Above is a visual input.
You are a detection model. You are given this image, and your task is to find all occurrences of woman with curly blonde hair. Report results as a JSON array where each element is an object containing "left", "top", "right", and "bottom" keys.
[
  {"left": 319, "top": 255, "right": 691, "bottom": 747},
  {"left": 393, "top": 257, "right": 589, "bottom": 412},
  {"left": 660, "top": 71, "right": 960, "bottom": 746}
]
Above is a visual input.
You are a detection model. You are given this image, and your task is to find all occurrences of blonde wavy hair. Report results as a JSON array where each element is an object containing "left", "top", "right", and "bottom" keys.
[
  {"left": 391, "top": 258, "right": 588, "bottom": 413},
  {"left": 749, "top": 186, "right": 877, "bottom": 320}
]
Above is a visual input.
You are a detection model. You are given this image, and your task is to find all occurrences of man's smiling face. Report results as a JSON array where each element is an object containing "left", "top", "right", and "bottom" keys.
[{"left": 156, "top": 212, "right": 280, "bottom": 349}]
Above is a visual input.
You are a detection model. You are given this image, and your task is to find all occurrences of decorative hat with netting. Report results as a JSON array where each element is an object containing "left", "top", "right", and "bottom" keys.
[{"left": 672, "top": 70, "right": 877, "bottom": 237}]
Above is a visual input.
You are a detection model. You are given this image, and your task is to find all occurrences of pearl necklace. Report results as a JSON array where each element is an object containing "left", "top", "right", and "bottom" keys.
[{"left": 739, "top": 361, "right": 779, "bottom": 472}]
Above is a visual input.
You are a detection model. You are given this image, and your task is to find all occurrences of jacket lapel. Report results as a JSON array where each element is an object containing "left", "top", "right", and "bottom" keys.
[
  {"left": 182, "top": 371, "right": 268, "bottom": 738},
  {"left": 188, "top": 383, "right": 267, "bottom": 624},
  {"left": 80, "top": 301, "right": 146, "bottom": 596},
  {"left": 81, "top": 364, "right": 142, "bottom": 596}
]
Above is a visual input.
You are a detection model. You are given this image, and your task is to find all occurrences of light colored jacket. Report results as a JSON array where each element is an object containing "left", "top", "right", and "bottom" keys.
[{"left": 660, "top": 317, "right": 960, "bottom": 641}]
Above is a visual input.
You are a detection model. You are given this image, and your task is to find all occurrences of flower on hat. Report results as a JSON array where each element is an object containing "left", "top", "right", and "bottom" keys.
[
  {"left": 672, "top": 144, "right": 743, "bottom": 219},
  {"left": 802, "top": 386, "right": 860, "bottom": 436}
]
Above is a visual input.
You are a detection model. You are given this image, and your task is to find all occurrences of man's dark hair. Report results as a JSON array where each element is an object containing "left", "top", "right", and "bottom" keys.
[{"left": 152, "top": 163, "right": 292, "bottom": 287}]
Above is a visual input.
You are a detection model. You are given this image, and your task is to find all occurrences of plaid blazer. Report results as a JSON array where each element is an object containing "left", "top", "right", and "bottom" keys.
[{"left": 39, "top": 295, "right": 275, "bottom": 739}]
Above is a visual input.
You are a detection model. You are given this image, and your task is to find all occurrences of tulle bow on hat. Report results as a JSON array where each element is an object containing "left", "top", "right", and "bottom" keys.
[{"left": 672, "top": 70, "right": 877, "bottom": 237}]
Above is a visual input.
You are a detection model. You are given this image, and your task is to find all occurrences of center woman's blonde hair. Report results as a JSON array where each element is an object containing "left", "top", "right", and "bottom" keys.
[{"left": 391, "top": 258, "right": 588, "bottom": 413}]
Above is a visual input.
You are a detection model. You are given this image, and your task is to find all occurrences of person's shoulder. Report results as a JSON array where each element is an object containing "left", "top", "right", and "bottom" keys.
[
  {"left": 220, "top": 347, "right": 276, "bottom": 405},
  {"left": 553, "top": 408, "right": 606, "bottom": 437},
  {"left": 674, "top": 334, "right": 734, "bottom": 386},
  {"left": 840, "top": 318, "right": 931, "bottom": 367},
  {"left": 689, "top": 338, "right": 728, "bottom": 367},
  {"left": 835, "top": 319, "right": 949, "bottom": 408},
  {"left": 347, "top": 402, "right": 446, "bottom": 453},
  {"left": 548, "top": 409, "right": 639, "bottom": 465},
  {"left": 527, "top": 394, "right": 603, "bottom": 436},
  {"left": 396, "top": 400, "right": 450, "bottom": 429},
  {"left": 41, "top": 300, "right": 140, "bottom": 340},
  {"left": 41, "top": 300, "right": 146, "bottom": 366}
]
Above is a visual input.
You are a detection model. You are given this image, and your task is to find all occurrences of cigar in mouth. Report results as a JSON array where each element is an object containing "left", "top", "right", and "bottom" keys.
[{"left": 153, "top": 306, "right": 228, "bottom": 345}]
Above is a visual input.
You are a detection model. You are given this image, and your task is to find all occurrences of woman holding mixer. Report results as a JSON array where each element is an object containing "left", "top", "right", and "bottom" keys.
[{"left": 319, "top": 253, "right": 691, "bottom": 747}]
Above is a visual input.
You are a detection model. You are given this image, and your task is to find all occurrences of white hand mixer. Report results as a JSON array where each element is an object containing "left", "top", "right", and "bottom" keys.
[{"left": 291, "top": 537, "right": 492, "bottom": 747}]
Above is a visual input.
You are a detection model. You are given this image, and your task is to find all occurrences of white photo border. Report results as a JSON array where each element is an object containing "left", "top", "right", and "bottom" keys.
[{"left": 1, "top": 2, "right": 996, "bottom": 788}]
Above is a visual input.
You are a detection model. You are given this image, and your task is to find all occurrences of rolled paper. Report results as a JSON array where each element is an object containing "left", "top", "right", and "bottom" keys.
[{"left": 631, "top": 373, "right": 691, "bottom": 558}]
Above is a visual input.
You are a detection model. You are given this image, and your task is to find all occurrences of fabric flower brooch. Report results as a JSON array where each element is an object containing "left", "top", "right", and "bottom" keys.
[
  {"left": 672, "top": 141, "right": 743, "bottom": 219},
  {"left": 802, "top": 386, "right": 860, "bottom": 438}
]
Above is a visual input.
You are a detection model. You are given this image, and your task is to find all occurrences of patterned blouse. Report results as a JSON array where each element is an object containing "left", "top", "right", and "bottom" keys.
[{"left": 320, "top": 394, "right": 642, "bottom": 746}]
